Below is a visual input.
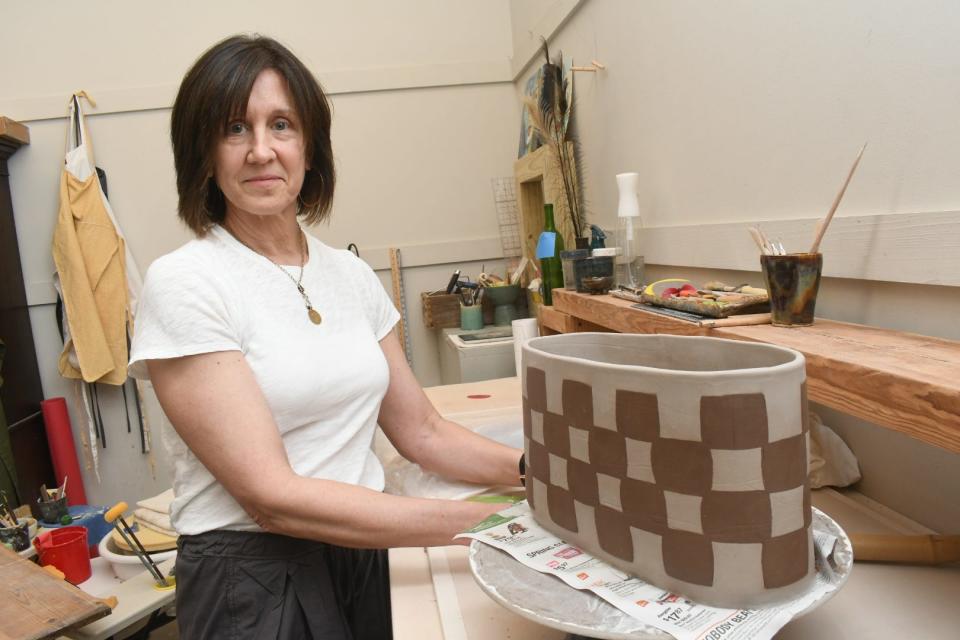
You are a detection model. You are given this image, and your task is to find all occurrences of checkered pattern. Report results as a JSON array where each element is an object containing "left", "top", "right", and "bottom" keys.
[{"left": 524, "top": 364, "right": 812, "bottom": 603}]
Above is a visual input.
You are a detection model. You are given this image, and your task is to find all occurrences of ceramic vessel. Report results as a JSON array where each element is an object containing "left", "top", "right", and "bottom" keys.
[{"left": 521, "top": 333, "right": 812, "bottom": 608}]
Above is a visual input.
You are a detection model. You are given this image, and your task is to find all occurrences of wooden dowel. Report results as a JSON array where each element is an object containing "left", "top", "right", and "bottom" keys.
[
  {"left": 850, "top": 533, "right": 960, "bottom": 565},
  {"left": 809, "top": 142, "right": 867, "bottom": 254}
]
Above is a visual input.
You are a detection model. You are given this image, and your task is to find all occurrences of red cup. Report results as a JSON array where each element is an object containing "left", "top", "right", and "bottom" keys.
[{"left": 33, "top": 526, "right": 91, "bottom": 584}]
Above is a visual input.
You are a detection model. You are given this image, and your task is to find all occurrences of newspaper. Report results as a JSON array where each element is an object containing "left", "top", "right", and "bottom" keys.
[{"left": 457, "top": 501, "right": 843, "bottom": 640}]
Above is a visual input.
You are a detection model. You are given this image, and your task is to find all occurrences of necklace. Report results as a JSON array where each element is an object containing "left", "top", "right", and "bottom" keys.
[{"left": 225, "top": 225, "right": 322, "bottom": 325}]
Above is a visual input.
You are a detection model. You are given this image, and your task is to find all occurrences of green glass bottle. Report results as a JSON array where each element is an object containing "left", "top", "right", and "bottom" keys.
[{"left": 539, "top": 204, "right": 565, "bottom": 305}]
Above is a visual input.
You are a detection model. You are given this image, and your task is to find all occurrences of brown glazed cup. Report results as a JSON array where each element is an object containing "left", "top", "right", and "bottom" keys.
[{"left": 761, "top": 253, "right": 823, "bottom": 327}]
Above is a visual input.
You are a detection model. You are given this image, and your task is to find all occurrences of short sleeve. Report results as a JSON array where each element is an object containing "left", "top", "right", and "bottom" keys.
[
  {"left": 128, "top": 254, "right": 243, "bottom": 380},
  {"left": 353, "top": 256, "right": 400, "bottom": 341}
]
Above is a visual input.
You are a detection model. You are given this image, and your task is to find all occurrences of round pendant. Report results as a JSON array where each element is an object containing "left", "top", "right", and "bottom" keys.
[{"left": 308, "top": 308, "right": 322, "bottom": 325}]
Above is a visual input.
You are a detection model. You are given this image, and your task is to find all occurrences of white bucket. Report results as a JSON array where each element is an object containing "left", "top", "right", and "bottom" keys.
[{"left": 97, "top": 532, "right": 176, "bottom": 581}]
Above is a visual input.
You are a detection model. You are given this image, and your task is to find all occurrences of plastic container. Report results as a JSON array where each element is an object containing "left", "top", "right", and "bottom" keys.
[
  {"left": 40, "top": 505, "right": 111, "bottom": 557},
  {"left": 560, "top": 249, "right": 589, "bottom": 290},
  {"left": 34, "top": 526, "right": 91, "bottom": 584},
  {"left": 575, "top": 253, "right": 615, "bottom": 294}
]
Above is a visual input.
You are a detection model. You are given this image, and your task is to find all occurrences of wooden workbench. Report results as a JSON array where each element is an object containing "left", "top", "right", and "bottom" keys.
[{"left": 546, "top": 290, "right": 960, "bottom": 454}]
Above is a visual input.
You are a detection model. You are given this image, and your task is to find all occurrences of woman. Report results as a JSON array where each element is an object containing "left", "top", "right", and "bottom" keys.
[{"left": 129, "top": 35, "right": 522, "bottom": 639}]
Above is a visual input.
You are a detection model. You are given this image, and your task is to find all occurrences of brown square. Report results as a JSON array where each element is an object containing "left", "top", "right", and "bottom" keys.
[
  {"left": 596, "top": 505, "right": 634, "bottom": 561},
  {"left": 567, "top": 459, "right": 599, "bottom": 507},
  {"left": 803, "top": 484, "right": 812, "bottom": 528},
  {"left": 762, "top": 434, "right": 807, "bottom": 492},
  {"left": 701, "top": 393, "right": 768, "bottom": 449},
  {"left": 523, "top": 406, "right": 532, "bottom": 440},
  {"left": 526, "top": 367, "right": 547, "bottom": 412},
  {"left": 547, "top": 484, "right": 578, "bottom": 533},
  {"left": 563, "top": 380, "right": 594, "bottom": 429},
  {"left": 763, "top": 528, "right": 809, "bottom": 588},
  {"left": 527, "top": 439, "right": 550, "bottom": 484},
  {"left": 651, "top": 439, "right": 713, "bottom": 496},
  {"left": 662, "top": 531, "right": 714, "bottom": 586},
  {"left": 702, "top": 490, "right": 771, "bottom": 543},
  {"left": 620, "top": 478, "right": 668, "bottom": 535},
  {"left": 542, "top": 412, "right": 571, "bottom": 457},
  {"left": 588, "top": 429, "right": 627, "bottom": 477},
  {"left": 616, "top": 390, "right": 660, "bottom": 440}
]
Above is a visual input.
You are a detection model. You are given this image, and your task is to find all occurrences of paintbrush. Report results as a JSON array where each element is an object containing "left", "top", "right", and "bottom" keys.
[
  {"left": 58, "top": 476, "right": 68, "bottom": 500},
  {"left": 0, "top": 490, "right": 17, "bottom": 526},
  {"left": 810, "top": 142, "right": 867, "bottom": 254},
  {"left": 747, "top": 226, "right": 769, "bottom": 255}
]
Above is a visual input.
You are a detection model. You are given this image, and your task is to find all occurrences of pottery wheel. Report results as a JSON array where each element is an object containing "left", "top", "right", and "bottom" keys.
[{"left": 468, "top": 508, "right": 852, "bottom": 640}]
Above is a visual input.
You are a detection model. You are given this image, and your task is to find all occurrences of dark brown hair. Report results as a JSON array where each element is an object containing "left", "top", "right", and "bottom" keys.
[{"left": 171, "top": 34, "right": 335, "bottom": 235}]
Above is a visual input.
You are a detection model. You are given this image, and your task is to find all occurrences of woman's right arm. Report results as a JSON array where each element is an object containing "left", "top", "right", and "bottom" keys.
[{"left": 147, "top": 350, "right": 503, "bottom": 548}]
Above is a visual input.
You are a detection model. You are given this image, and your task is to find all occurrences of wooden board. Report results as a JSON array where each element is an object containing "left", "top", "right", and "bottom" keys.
[
  {"left": 0, "top": 546, "right": 110, "bottom": 640},
  {"left": 514, "top": 143, "right": 579, "bottom": 262},
  {"left": 110, "top": 516, "right": 176, "bottom": 553},
  {"left": 0, "top": 116, "right": 29, "bottom": 145},
  {"left": 714, "top": 320, "right": 960, "bottom": 454},
  {"left": 550, "top": 289, "right": 960, "bottom": 454},
  {"left": 539, "top": 304, "right": 612, "bottom": 335},
  {"left": 552, "top": 290, "right": 708, "bottom": 336}
]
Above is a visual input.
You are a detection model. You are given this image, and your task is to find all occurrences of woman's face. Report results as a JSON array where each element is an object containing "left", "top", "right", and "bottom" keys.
[{"left": 214, "top": 68, "right": 307, "bottom": 221}]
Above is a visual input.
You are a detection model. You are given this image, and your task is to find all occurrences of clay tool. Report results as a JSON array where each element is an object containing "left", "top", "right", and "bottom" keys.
[
  {"left": 445, "top": 269, "right": 461, "bottom": 294},
  {"left": 105, "top": 502, "right": 170, "bottom": 587},
  {"left": 809, "top": 142, "right": 867, "bottom": 254},
  {"left": 747, "top": 226, "right": 769, "bottom": 255}
]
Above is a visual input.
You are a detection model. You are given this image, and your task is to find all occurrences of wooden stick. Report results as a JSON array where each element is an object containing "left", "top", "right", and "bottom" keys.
[
  {"left": 747, "top": 226, "right": 768, "bottom": 254},
  {"left": 849, "top": 532, "right": 960, "bottom": 565},
  {"left": 809, "top": 142, "right": 867, "bottom": 254}
]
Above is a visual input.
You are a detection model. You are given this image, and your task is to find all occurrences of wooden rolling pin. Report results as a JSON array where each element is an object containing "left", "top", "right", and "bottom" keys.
[{"left": 849, "top": 533, "right": 960, "bottom": 565}]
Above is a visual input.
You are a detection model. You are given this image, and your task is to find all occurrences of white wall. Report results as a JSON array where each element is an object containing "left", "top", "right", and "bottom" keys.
[
  {"left": 3, "top": 0, "right": 519, "bottom": 507},
  {"left": 511, "top": 0, "right": 960, "bottom": 532}
]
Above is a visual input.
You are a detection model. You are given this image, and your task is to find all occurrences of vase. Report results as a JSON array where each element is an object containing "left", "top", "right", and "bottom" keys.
[{"left": 520, "top": 332, "right": 813, "bottom": 608}]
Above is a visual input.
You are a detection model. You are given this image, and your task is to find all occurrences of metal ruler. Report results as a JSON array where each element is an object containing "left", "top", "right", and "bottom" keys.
[{"left": 388, "top": 248, "right": 413, "bottom": 365}]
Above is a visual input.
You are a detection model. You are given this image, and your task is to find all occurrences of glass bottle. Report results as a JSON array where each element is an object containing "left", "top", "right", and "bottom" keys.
[{"left": 539, "top": 204, "right": 565, "bottom": 305}]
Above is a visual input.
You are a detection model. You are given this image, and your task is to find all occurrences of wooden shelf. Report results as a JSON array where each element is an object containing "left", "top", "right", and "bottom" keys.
[{"left": 551, "top": 289, "right": 960, "bottom": 454}]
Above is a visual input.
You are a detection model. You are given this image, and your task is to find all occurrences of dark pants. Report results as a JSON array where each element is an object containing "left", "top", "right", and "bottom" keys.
[{"left": 175, "top": 530, "right": 393, "bottom": 639}]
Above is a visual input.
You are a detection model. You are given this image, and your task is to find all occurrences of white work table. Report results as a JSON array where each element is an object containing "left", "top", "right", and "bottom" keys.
[{"left": 392, "top": 377, "right": 960, "bottom": 639}]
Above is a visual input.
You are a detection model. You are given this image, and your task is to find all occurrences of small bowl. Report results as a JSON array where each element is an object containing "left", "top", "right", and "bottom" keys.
[
  {"left": 581, "top": 275, "right": 614, "bottom": 294},
  {"left": 0, "top": 519, "right": 31, "bottom": 552},
  {"left": 37, "top": 495, "right": 69, "bottom": 525}
]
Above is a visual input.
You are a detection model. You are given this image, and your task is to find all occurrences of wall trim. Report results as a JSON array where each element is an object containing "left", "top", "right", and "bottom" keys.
[
  {"left": 2, "top": 60, "right": 514, "bottom": 123},
  {"left": 639, "top": 210, "right": 960, "bottom": 287},
  {"left": 27, "top": 209, "right": 955, "bottom": 306},
  {"left": 25, "top": 235, "right": 507, "bottom": 307}
]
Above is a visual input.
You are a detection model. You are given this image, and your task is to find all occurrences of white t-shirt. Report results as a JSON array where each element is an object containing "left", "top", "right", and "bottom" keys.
[{"left": 129, "top": 225, "right": 399, "bottom": 535}]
